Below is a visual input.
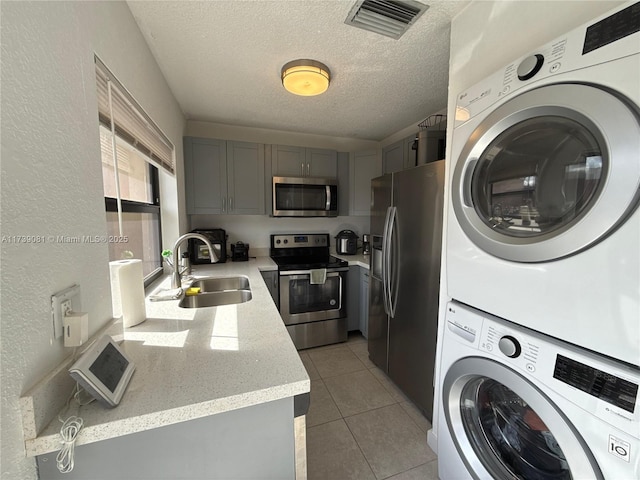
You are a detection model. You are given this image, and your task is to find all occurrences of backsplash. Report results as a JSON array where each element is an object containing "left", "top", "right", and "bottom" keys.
[{"left": 189, "top": 214, "right": 370, "bottom": 255}]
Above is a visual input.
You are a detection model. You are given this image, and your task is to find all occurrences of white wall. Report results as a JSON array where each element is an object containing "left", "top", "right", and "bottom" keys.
[
  {"left": 428, "top": 0, "right": 627, "bottom": 451},
  {"left": 0, "top": 2, "right": 184, "bottom": 478}
]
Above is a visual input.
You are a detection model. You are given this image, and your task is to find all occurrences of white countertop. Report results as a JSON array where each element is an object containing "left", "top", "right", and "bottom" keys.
[
  {"left": 333, "top": 253, "right": 370, "bottom": 269},
  {"left": 25, "top": 257, "right": 309, "bottom": 457}
]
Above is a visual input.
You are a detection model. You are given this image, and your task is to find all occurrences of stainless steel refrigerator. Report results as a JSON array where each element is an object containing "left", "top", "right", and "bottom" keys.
[{"left": 368, "top": 161, "right": 445, "bottom": 422}]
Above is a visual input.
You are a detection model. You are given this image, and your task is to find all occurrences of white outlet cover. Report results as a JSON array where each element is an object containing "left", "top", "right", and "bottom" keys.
[{"left": 51, "top": 284, "right": 80, "bottom": 339}]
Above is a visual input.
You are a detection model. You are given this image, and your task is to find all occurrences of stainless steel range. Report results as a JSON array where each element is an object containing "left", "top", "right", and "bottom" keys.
[{"left": 270, "top": 233, "right": 349, "bottom": 350}]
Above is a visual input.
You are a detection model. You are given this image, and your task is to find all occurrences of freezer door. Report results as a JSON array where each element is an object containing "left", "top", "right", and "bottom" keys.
[{"left": 388, "top": 162, "right": 445, "bottom": 421}]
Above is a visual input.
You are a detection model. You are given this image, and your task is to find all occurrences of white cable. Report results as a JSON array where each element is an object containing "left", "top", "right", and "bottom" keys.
[{"left": 56, "top": 415, "right": 83, "bottom": 473}]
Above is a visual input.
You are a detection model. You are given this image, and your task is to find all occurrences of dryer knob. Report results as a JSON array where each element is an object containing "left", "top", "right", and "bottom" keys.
[
  {"left": 498, "top": 336, "right": 522, "bottom": 358},
  {"left": 517, "top": 54, "right": 544, "bottom": 81}
]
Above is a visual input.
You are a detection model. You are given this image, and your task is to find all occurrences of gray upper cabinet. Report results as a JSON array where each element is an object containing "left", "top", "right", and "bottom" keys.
[
  {"left": 306, "top": 148, "right": 337, "bottom": 178},
  {"left": 185, "top": 137, "right": 265, "bottom": 215},
  {"left": 271, "top": 145, "right": 337, "bottom": 178},
  {"left": 350, "top": 150, "right": 381, "bottom": 216},
  {"left": 227, "top": 141, "right": 265, "bottom": 214},
  {"left": 382, "top": 140, "right": 404, "bottom": 174},
  {"left": 382, "top": 134, "right": 418, "bottom": 174}
]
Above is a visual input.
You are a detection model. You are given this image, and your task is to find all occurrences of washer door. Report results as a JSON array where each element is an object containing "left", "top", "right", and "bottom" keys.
[
  {"left": 443, "top": 357, "right": 602, "bottom": 480},
  {"left": 451, "top": 83, "right": 640, "bottom": 262}
]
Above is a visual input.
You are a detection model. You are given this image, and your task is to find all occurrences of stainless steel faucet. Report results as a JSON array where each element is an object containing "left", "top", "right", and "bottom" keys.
[{"left": 171, "top": 233, "right": 218, "bottom": 289}]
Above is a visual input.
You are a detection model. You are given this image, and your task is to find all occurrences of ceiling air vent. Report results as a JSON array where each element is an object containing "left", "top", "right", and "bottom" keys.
[{"left": 345, "top": 0, "right": 429, "bottom": 39}]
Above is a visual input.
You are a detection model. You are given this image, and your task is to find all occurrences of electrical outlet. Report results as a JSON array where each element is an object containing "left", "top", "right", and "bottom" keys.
[{"left": 51, "top": 285, "right": 80, "bottom": 339}]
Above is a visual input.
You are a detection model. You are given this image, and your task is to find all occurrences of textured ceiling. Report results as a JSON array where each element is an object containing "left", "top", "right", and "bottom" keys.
[{"left": 126, "top": 1, "right": 468, "bottom": 141}]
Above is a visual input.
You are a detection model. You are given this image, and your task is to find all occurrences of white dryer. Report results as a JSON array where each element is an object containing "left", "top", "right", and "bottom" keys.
[
  {"left": 438, "top": 301, "right": 640, "bottom": 479},
  {"left": 446, "top": 1, "right": 640, "bottom": 366}
]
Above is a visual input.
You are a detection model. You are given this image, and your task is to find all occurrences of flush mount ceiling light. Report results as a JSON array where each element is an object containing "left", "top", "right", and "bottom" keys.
[{"left": 281, "top": 59, "right": 331, "bottom": 96}]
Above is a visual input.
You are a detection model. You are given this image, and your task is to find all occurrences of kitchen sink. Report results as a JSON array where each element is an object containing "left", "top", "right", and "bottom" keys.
[
  {"left": 190, "top": 276, "right": 250, "bottom": 293},
  {"left": 179, "top": 289, "right": 252, "bottom": 308}
]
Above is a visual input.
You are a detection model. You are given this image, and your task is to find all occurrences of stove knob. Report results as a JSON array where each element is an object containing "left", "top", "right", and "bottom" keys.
[
  {"left": 498, "top": 336, "right": 521, "bottom": 358},
  {"left": 284, "top": 239, "right": 288, "bottom": 244},
  {"left": 276, "top": 239, "right": 281, "bottom": 244},
  {"left": 517, "top": 54, "right": 544, "bottom": 81}
]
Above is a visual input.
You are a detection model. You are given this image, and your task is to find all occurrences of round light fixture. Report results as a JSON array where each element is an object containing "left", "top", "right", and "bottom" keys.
[{"left": 281, "top": 59, "right": 331, "bottom": 96}]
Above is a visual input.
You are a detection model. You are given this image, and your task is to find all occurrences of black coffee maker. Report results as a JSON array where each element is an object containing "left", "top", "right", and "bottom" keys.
[{"left": 231, "top": 241, "right": 249, "bottom": 261}]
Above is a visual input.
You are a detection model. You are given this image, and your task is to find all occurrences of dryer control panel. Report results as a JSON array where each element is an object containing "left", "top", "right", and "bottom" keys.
[{"left": 454, "top": 1, "right": 640, "bottom": 128}]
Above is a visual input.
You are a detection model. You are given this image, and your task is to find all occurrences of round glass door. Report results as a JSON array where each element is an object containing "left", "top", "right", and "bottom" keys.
[
  {"left": 452, "top": 83, "right": 640, "bottom": 262},
  {"left": 460, "top": 377, "right": 570, "bottom": 479},
  {"left": 443, "top": 357, "right": 602, "bottom": 479},
  {"left": 471, "top": 116, "right": 604, "bottom": 239}
]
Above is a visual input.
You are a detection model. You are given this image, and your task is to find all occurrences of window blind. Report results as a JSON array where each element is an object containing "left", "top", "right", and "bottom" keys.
[{"left": 95, "top": 58, "right": 175, "bottom": 174}]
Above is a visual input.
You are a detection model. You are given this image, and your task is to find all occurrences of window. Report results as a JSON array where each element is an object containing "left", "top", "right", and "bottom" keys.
[{"left": 95, "top": 58, "right": 174, "bottom": 283}]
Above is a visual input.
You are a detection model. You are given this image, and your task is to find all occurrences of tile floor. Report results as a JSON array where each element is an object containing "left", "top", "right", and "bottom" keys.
[{"left": 300, "top": 333, "right": 439, "bottom": 480}]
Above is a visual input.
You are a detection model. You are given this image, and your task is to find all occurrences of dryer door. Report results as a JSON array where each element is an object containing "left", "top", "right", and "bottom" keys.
[
  {"left": 451, "top": 83, "right": 640, "bottom": 262},
  {"left": 443, "top": 357, "right": 602, "bottom": 479}
]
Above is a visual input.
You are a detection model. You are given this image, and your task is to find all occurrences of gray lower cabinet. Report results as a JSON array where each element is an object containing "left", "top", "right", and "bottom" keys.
[
  {"left": 37, "top": 398, "right": 296, "bottom": 479},
  {"left": 359, "top": 268, "right": 369, "bottom": 339},
  {"left": 347, "top": 266, "right": 370, "bottom": 338},
  {"left": 347, "top": 266, "right": 360, "bottom": 332},
  {"left": 261, "top": 270, "right": 279, "bottom": 309},
  {"left": 185, "top": 137, "right": 265, "bottom": 215},
  {"left": 271, "top": 145, "right": 337, "bottom": 178}
]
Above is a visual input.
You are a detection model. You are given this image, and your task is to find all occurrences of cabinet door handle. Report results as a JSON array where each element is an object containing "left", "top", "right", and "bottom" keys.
[
  {"left": 301, "top": 162, "right": 305, "bottom": 176},
  {"left": 306, "top": 163, "right": 310, "bottom": 176},
  {"left": 229, "top": 197, "right": 233, "bottom": 212},
  {"left": 222, "top": 197, "right": 227, "bottom": 213}
]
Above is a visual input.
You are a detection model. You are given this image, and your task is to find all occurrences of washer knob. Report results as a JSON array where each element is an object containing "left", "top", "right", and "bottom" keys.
[
  {"left": 498, "top": 336, "right": 521, "bottom": 358},
  {"left": 517, "top": 54, "right": 544, "bottom": 81}
]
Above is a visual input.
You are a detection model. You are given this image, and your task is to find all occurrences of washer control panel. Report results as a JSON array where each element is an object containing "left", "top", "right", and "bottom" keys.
[{"left": 446, "top": 301, "right": 640, "bottom": 435}]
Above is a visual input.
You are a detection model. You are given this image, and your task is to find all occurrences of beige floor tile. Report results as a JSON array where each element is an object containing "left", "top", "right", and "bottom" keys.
[
  {"left": 307, "top": 419, "right": 376, "bottom": 480},
  {"left": 386, "top": 460, "right": 439, "bottom": 480},
  {"left": 298, "top": 352, "right": 320, "bottom": 380},
  {"left": 324, "top": 369, "right": 395, "bottom": 417},
  {"left": 369, "top": 367, "right": 410, "bottom": 403},
  {"left": 308, "top": 346, "right": 367, "bottom": 378},
  {"left": 399, "top": 401, "right": 432, "bottom": 433},
  {"left": 345, "top": 403, "right": 437, "bottom": 479},
  {"left": 306, "top": 379, "right": 342, "bottom": 428},
  {"left": 347, "top": 341, "right": 377, "bottom": 369},
  {"left": 347, "top": 332, "right": 367, "bottom": 344}
]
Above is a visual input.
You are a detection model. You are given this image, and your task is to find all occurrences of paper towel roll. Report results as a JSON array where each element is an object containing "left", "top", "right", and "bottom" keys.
[{"left": 110, "top": 259, "right": 146, "bottom": 328}]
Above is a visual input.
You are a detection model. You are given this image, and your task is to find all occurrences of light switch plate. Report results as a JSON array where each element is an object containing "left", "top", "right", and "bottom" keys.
[{"left": 51, "top": 284, "right": 80, "bottom": 339}]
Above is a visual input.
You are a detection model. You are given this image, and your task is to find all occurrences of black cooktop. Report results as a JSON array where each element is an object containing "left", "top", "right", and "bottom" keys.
[
  {"left": 270, "top": 233, "right": 348, "bottom": 271},
  {"left": 272, "top": 255, "right": 348, "bottom": 271}
]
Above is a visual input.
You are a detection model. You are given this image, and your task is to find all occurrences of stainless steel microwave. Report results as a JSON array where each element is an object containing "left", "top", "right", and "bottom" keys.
[{"left": 272, "top": 176, "right": 338, "bottom": 217}]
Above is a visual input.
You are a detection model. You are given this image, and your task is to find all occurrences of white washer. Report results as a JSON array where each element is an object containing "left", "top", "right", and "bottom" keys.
[
  {"left": 446, "top": 1, "right": 640, "bottom": 366},
  {"left": 438, "top": 301, "right": 640, "bottom": 479}
]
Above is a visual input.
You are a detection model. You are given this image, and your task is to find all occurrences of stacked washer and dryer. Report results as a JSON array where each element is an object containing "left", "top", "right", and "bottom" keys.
[{"left": 438, "top": 2, "right": 640, "bottom": 479}]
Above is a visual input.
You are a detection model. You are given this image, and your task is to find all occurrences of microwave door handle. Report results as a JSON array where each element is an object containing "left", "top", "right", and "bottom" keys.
[{"left": 326, "top": 186, "right": 331, "bottom": 211}]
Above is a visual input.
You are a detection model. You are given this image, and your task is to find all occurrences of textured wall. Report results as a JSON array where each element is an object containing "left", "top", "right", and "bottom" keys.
[{"left": 0, "top": 2, "right": 184, "bottom": 478}]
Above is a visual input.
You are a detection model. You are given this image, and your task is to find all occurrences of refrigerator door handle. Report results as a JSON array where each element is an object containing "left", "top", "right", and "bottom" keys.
[
  {"left": 387, "top": 206, "right": 398, "bottom": 319},
  {"left": 381, "top": 206, "right": 393, "bottom": 316}
]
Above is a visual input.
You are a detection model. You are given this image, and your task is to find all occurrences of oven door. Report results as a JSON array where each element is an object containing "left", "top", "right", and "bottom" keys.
[{"left": 279, "top": 268, "right": 347, "bottom": 325}]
